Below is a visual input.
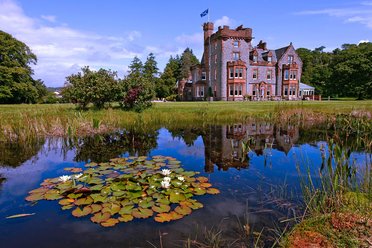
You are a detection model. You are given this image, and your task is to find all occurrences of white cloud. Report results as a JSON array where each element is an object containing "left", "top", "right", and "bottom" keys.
[
  {"left": 175, "top": 32, "right": 203, "bottom": 45},
  {"left": 214, "top": 16, "right": 235, "bottom": 29},
  {"left": 41, "top": 15, "right": 56, "bottom": 23},
  {"left": 295, "top": 3, "right": 372, "bottom": 29},
  {"left": 0, "top": 0, "right": 175, "bottom": 86},
  {"left": 358, "top": 39, "right": 370, "bottom": 44}
]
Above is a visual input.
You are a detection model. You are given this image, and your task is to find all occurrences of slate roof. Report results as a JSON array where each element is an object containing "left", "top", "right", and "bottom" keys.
[
  {"left": 274, "top": 45, "right": 290, "bottom": 60},
  {"left": 250, "top": 48, "right": 278, "bottom": 63},
  {"left": 299, "top": 82, "right": 315, "bottom": 90}
]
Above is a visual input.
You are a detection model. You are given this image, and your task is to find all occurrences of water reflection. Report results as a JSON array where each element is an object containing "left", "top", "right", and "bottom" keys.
[
  {"left": 71, "top": 129, "right": 158, "bottom": 162},
  {"left": 0, "top": 138, "right": 45, "bottom": 167},
  {"left": 0, "top": 120, "right": 369, "bottom": 248},
  {"left": 200, "top": 122, "right": 299, "bottom": 172}
]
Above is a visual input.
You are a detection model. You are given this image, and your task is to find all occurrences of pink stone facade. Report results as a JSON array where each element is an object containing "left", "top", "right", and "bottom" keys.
[{"left": 180, "top": 22, "right": 303, "bottom": 101}]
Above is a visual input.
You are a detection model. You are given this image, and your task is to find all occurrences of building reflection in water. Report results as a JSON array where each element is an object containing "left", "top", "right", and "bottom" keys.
[{"left": 203, "top": 122, "right": 299, "bottom": 172}]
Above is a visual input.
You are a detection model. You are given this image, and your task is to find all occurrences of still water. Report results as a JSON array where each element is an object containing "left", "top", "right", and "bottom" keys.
[{"left": 0, "top": 122, "right": 369, "bottom": 247}]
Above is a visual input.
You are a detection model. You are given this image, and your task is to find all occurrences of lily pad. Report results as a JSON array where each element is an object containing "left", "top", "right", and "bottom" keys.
[
  {"left": 26, "top": 193, "right": 44, "bottom": 202},
  {"left": 152, "top": 204, "right": 171, "bottom": 213},
  {"left": 72, "top": 206, "right": 92, "bottom": 217},
  {"left": 170, "top": 192, "right": 186, "bottom": 203},
  {"left": 101, "top": 218, "right": 119, "bottom": 227},
  {"left": 25, "top": 155, "right": 219, "bottom": 227},
  {"left": 175, "top": 205, "right": 192, "bottom": 216},
  {"left": 90, "top": 212, "right": 110, "bottom": 223},
  {"left": 154, "top": 213, "right": 172, "bottom": 223},
  {"left": 75, "top": 196, "right": 93, "bottom": 205},
  {"left": 132, "top": 208, "right": 153, "bottom": 219},
  {"left": 118, "top": 214, "right": 133, "bottom": 222},
  {"left": 207, "top": 188, "right": 220, "bottom": 194}
]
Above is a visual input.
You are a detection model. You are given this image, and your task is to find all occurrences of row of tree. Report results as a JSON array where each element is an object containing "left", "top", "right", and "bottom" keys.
[
  {"left": 297, "top": 42, "right": 371, "bottom": 99},
  {"left": 62, "top": 48, "right": 199, "bottom": 111}
]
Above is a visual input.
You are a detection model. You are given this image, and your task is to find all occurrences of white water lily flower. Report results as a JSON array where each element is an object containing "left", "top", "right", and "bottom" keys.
[
  {"left": 161, "top": 169, "right": 171, "bottom": 176},
  {"left": 161, "top": 180, "right": 171, "bottom": 189},
  {"left": 59, "top": 175, "right": 71, "bottom": 182},
  {"left": 74, "top": 173, "right": 83, "bottom": 179},
  {"left": 163, "top": 176, "right": 171, "bottom": 182},
  {"left": 177, "top": 176, "right": 185, "bottom": 182}
]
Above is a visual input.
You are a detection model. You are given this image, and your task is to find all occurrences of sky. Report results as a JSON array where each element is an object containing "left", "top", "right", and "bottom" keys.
[{"left": 0, "top": 0, "right": 371, "bottom": 87}]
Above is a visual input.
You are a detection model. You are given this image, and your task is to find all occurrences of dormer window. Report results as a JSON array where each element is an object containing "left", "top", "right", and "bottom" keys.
[
  {"left": 233, "top": 40, "right": 239, "bottom": 48},
  {"left": 288, "top": 55, "right": 294, "bottom": 64},
  {"left": 201, "top": 72, "right": 206, "bottom": 80},
  {"left": 267, "top": 56, "right": 272, "bottom": 63},
  {"left": 253, "top": 55, "right": 258, "bottom": 62},
  {"left": 233, "top": 52, "right": 240, "bottom": 61}
]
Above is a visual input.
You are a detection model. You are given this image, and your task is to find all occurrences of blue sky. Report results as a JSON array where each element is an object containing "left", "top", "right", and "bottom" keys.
[{"left": 0, "top": 0, "right": 371, "bottom": 87}]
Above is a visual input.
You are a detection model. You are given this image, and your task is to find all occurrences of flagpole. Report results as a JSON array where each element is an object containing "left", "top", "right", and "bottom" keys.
[{"left": 208, "top": 8, "right": 212, "bottom": 100}]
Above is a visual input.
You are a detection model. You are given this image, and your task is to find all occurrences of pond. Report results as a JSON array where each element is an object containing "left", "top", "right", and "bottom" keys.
[{"left": 0, "top": 121, "right": 369, "bottom": 247}]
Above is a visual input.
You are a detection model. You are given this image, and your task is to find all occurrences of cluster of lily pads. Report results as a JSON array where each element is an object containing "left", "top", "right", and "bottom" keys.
[{"left": 26, "top": 155, "right": 219, "bottom": 227}]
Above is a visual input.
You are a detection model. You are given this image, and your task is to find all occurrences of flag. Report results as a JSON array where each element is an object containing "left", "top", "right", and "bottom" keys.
[{"left": 200, "top": 9, "right": 208, "bottom": 18}]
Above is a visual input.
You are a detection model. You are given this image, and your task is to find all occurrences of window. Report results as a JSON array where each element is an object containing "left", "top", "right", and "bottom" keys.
[
  {"left": 214, "top": 54, "right": 217, "bottom": 64},
  {"left": 233, "top": 40, "right": 239, "bottom": 47},
  {"left": 267, "top": 56, "right": 272, "bottom": 63},
  {"left": 201, "top": 72, "right": 206, "bottom": 80},
  {"left": 290, "top": 86, "right": 296, "bottom": 96},
  {"left": 252, "top": 86, "right": 256, "bottom": 96},
  {"left": 239, "top": 68, "right": 243, "bottom": 78},
  {"left": 284, "top": 70, "right": 289, "bottom": 80},
  {"left": 229, "top": 68, "right": 234, "bottom": 78},
  {"left": 267, "top": 90, "right": 270, "bottom": 96},
  {"left": 233, "top": 52, "right": 240, "bottom": 61},
  {"left": 253, "top": 69, "right": 258, "bottom": 79},
  {"left": 229, "top": 85, "right": 234, "bottom": 96},
  {"left": 229, "top": 84, "right": 242, "bottom": 96},
  {"left": 196, "top": 86, "right": 204, "bottom": 97},
  {"left": 288, "top": 55, "right": 294, "bottom": 64},
  {"left": 253, "top": 55, "right": 258, "bottom": 62},
  {"left": 235, "top": 68, "right": 239, "bottom": 78},
  {"left": 214, "top": 69, "right": 217, "bottom": 80},
  {"left": 214, "top": 42, "right": 217, "bottom": 50},
  {"left": 289, "top": 70, "right": 297, "bottom": 80},
  {"left": 284, "top": 86, "right": 288, "bottom": 96},
  {"left": 267, "top": 70, "right": 272, "bottom": 80}
]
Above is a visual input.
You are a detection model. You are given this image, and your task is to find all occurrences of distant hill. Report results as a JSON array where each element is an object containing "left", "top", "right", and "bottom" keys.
[{"left": 47, "top": 87, "right": 63, "bottom": 93}]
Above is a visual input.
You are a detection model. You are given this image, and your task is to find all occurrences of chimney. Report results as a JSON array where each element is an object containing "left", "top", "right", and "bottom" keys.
[
  {"left": 203, "top": 22, "right": 214, "bottom": 41},
  {"left": 257, "top": 40, "right": 267, "bottom": 50}
]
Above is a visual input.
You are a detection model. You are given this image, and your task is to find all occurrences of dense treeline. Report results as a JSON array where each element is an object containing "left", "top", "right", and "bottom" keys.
[
  {"left": 297, "top": 42, "right": 372, "bottom": 99},
  {"left": 0, "top": 31, "right": 50, "bottom": 103}
]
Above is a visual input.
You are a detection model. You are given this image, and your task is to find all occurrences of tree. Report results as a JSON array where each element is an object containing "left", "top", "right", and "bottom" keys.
[
  {"left": 120, "top": 57, "right": 155, "bottom": 112},
  {"left": 62, "top": 66, "right": 120, "bottom": 109},
  {"left": 328, "top": 42, "right": 372, "bottom": 99},
  {"left": 180, "top": 48, "right": 199, "bottom": 79},
  {"left": 0, "top": 30, "right": 47, "bottom": 103},
  {"left": 143, "top": 53, "right": 159, "bottom": 80}
]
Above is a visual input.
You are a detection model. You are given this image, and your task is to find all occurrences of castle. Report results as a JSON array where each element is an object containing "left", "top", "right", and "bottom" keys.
[{"left": 178, "top": 22, "right": 304, "bottom": 101}]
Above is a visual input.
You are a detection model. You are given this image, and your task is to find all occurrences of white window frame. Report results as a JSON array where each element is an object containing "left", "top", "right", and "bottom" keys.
[
  {"left": 201, "top": 72, "right": 206, "bottom": 80},
  {"left": 253, "top": 69, "right": 258, "bottom": 79}
]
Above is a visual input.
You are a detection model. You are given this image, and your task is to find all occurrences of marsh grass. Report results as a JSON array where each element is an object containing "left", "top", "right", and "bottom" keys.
[
  {"left": 1, "top": 101, "right": 371, "bottom": 142},
  {"left": 281, "top": 120, "right": 372, "bottom": 247}
]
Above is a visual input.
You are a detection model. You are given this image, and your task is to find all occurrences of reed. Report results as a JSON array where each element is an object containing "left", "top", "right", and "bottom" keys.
[{"left": 1, "top": 101, "right": 371, "bottom": 142}]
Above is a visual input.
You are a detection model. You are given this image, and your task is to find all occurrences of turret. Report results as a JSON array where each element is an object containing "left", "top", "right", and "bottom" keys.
[{"left": 203, "top": 22, "right": 214, "bottom": 41}]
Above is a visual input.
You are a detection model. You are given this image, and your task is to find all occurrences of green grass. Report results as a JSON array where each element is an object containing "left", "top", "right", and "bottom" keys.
[{"left": 0, "top": 100, "right": 371, "bottom": 141}]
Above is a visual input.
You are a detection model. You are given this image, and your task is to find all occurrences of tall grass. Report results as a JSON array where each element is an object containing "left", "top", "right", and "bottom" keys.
[{"left": 1, "top": 101, "right": 371, "bottom": 142}]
